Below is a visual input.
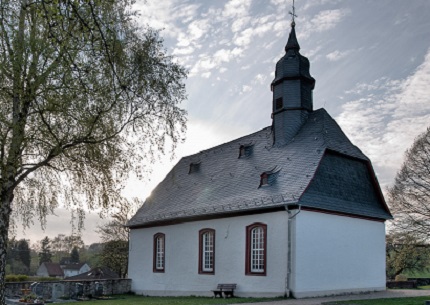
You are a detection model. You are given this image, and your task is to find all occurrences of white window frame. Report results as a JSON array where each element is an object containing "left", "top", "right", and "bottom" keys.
[
  {"left": 153, "top": 233, "right": 165, "bottom": 272},
  {"left": 199, "top": 229, "right": 215, "bottom": 274}
]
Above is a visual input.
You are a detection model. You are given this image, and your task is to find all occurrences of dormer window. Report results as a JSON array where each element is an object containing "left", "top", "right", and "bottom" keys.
[
  {"left": 238, "top": 143, "right": 253, "bottom": 158},
  {"left": 259, "top": 167, "right": 281, "bottom": 188},
  {"left": 260, "top": 173, "right": 269, "bottom": 186},
  {"left": 189, "top": 162, "right": 201, "bottom": 174}
]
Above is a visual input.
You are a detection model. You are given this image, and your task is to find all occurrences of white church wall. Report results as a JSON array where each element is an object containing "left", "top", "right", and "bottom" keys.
[
  {"left": 290, "top": 210, "right": 386, "bottom": 298},
  {"left": 129, "top": 210, "right": 289, "bottom": 297}
]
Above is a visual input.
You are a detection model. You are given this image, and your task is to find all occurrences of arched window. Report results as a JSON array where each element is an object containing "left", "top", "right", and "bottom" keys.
[
  {"left": 245, "top": 223, "right": 267, "bottom": 275},
  {"left": 153, "top": 233, "right": 165, "bottom": 272},
  {"left": 199, "top": 229, "right": 215, "bottom": 274}
]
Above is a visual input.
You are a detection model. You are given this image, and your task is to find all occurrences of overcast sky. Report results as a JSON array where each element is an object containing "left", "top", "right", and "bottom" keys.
[{"left": 16, "top": 0, "right": 430, "bottom": 245}]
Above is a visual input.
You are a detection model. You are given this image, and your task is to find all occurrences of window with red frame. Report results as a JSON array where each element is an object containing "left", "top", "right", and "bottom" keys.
[
  {"left": 199, "top": 229, "right": 215, "bottom": 274},
  {"left": 245, "top": 223, "right": 267, "bottom": 275}
]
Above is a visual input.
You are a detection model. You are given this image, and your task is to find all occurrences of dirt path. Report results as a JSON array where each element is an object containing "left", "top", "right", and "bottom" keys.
[{"left": 239, "top": 289, "right": 430, "bottom": 305}]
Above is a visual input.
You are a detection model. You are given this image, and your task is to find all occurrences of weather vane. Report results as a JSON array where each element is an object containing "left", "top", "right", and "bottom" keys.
[{"left": 289, "top": 0, "right": 297, "bottom": 26}]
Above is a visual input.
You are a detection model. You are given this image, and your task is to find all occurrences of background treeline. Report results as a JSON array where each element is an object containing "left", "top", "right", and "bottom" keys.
[{"left": 6, "top": 234, "right": 106, "bottom": 276}]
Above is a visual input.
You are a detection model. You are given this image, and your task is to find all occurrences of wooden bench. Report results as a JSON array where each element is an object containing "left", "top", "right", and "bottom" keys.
[{"left": 212, "top": 283, "right": 237, "bottom": 298}]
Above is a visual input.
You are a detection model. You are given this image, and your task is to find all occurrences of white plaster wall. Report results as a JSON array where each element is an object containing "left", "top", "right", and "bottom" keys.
[
  {"left": 129, "top": 211, "right": 288, "bottom": 297},
  {"left": 64, "top": 264, "right": 91, "bottom": 278},
  {"left": 290, "top": 210, "right": 386, "bottom": 298},
  {"left": 36, "top": 264, "right": 48, "bottom": 277}
]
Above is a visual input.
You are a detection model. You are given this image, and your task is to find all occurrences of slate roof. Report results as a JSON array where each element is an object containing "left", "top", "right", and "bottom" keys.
[
  {"left": 41, "top": 262, "right": 64, "bottom": 277},
  {"left": 285, "top": 23, "right": 300, "bottom": 51},
  {"left": 128, "top": 108, "right": 392, "bottom": 228},
  {"left": 63, "top": 262, "right": 87, "bottom": 270},
  {"left": 65, "top": 267, "right": 119, "bottom": 280}
]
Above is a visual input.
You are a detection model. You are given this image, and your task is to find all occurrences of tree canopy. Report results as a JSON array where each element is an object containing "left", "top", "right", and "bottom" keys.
[
  {"left": 0, "top": 0, "right": 187, "bottom": 302},
  {"left": 386, "top": 232, "right": 430, "bottom": 279},
  {"left": 38, "top": 236, "right": 52, "bottom": 266},
  {"left": 70, "top": 246, "right": 80, "bottom": 263},
  {"left": 388, "top": 127, "right": 430, "bottom": 238}
]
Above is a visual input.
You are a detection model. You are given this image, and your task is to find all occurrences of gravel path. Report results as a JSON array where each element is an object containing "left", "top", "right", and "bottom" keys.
[{"left": 239, "top": 289, "right": 430, "bottom": 305}]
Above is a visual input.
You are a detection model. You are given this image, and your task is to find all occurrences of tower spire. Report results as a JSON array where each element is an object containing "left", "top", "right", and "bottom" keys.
[
  {"left": 289, "top": 0, "right": 297, "bottom": 27},
  {"left": 285, "top": 0, "right": 300, "bottom": 52},
  {"left": 271, "top": 0, "right": 316, "bottom": 146}
]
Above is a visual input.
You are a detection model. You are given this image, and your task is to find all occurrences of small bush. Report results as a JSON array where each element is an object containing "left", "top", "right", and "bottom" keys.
[
  {"left": 5, "top": 275, "right": 18, "bottom": 282},
  {"left": 395, "top": 274, "right": 408, "bottom": 281},
  {"left": 17, "top": 275, "right": 28, "bottom": 281},
  {"left": 5, "top": 274, "right": 29, "bottom": 282}
]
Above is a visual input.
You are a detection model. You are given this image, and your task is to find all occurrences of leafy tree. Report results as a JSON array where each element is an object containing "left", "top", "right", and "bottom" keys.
[
  {"left": 38, "top": 237, "right": 52, "bottom": 266},
  {"left": 97, "top": 199, "right": 137, "bottom": 243},
  {"left": 51, "top": 234, "right": 84, "bottom": 261},
  {"left": 100, "top": 240, "right": 128, "bottom": 278},
  {"left": 388, "top": 128, "right": 430, "bottom": 237},
  {"left": 5, "top": 238, "right": 30, "bottom": 275},
  {"left": 16, "top": 239, "right": 31, "bottom": 272},
  {"left": 386, "top": 232, "right": 430, "bottom": 279},
  {"left": 5, "top": 238, "right": 18, "bottom": 274},
  {"left": 0, "top": 0, "right": 186, "bottom": 301},
  {"left": 70, "top": 246, "right": 80, "bottom": 263},
  {"left": 97, "top": 199, "right": 138, "bottom": 276}
]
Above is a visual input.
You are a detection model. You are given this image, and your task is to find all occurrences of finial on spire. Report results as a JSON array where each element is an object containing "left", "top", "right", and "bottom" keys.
[{"left": 289, "top": 0, "right": 297, "bottom": 27}]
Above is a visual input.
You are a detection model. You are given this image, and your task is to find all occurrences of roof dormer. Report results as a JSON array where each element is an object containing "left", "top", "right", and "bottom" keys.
[
  {"left": 238, "top": 143, "right": 254, "bottom": 158},
  {"left": 258, "top": 167, "right": 281, "bottom": 188},
  {"left": 188, "top": 162, "right": 201, "bottom": 174}
]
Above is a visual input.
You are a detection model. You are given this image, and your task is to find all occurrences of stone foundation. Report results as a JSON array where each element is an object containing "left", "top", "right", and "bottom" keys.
[{"left": 5, "top": 279, "right": 131, "bottom": 300}]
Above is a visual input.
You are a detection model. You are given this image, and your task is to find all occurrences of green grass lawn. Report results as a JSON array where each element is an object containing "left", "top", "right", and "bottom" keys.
[
  {"left": 62, "top": 294, "right": 283, "bottom": 305},
  {"left": 325, "top": 296, "right": 430, "bottom": 305}
]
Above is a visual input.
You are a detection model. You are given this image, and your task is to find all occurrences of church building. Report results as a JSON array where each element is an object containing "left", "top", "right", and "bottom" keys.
[{"left": 127, "top": 19, "right": 392, "bottom": 298}]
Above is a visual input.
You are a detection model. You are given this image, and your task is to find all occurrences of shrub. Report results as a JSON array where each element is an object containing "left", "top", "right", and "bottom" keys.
[
  {"left": 5, "top": 275, "right": 18, "bottom": 282},
  {"left": 17, "top": 275, "right": 28, "bottom": 281},
  {"left": 395, "top": 274, "right": 408, "bottom": 281}
]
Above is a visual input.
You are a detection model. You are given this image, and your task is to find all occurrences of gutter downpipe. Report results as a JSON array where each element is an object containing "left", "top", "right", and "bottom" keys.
[{"left": 286, "top": 204, "right": 301, "bottom": 298}]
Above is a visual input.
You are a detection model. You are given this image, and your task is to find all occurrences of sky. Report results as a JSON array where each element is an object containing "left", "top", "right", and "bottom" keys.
[{"left": 16, "top": 0, "right": 430, "bottom": 245}]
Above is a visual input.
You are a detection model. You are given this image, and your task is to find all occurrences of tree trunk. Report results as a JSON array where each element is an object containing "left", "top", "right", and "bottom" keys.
[{"left": 0, "top": 188, "right": 13, "bottom": 305}]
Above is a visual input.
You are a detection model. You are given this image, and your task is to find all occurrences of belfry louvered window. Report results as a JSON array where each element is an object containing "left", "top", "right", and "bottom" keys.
[
  {"left": 246, "top": 223, "right": 267, "bottom": 275},
  {"left": 275, "top": 97, "right": 283, "bottom": 110}
]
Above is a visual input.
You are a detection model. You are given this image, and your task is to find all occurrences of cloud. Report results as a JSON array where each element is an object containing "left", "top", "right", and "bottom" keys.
[
  {"left": 222, "top": 0, "right": 252, "bottom": 19},
  {"left": 326, "top": 49, "right": 352, "bottom": 61},
  {"left": 241, "top": 85, "right": 252, "bottom": 93},
  {"left": 337, "top": 47, "right": 430, "bottom": 187},
  {"left": 232, "top": 16, "right": 251, "bottom": 33},
  {"left": 190, "top": 48, "right": 244, "bottom": 76},
  {"left": 299, "top": 9, "right": 349, "bottom": 39},
  {"left": 134, "top": 0, "right": 179, "bottom": 37},
  {"left": 302, "top": 0, "right": 343, "bottom": 11}
]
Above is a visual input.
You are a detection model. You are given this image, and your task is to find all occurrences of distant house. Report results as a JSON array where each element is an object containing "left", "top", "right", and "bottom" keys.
[
  {"left": 59, "top": 257, "right": 73, "bottom": 265},
  {"left": 36, "top": 262, "right": 64, "bottom": 278},
  {"left": 62, "top": 263, "right": 91, "bottom": 278},
  {"left": 65, "top": 267, "right": 119, "bottom": 280},
  {"left": 36, "top": 262, "right": 90, "bottom": 278},
  {"left": 127, "top": 21, "right": 392, "bottom": 298}
]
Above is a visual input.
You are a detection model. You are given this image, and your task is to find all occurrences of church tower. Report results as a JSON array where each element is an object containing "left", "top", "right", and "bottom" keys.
[{"left": 271, "top": 19, "right": 315, "bottom": 145}]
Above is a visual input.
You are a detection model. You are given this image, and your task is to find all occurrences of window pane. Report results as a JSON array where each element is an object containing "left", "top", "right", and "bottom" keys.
[
  {"left": 202, "top": 231, "right": 214, "bottom": 272},
  {"left": 250, "top": 227, "right": 264, "bottom": 273},
  {"left": 156, "top": 236, "right": 164, "bottom": 270}
]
